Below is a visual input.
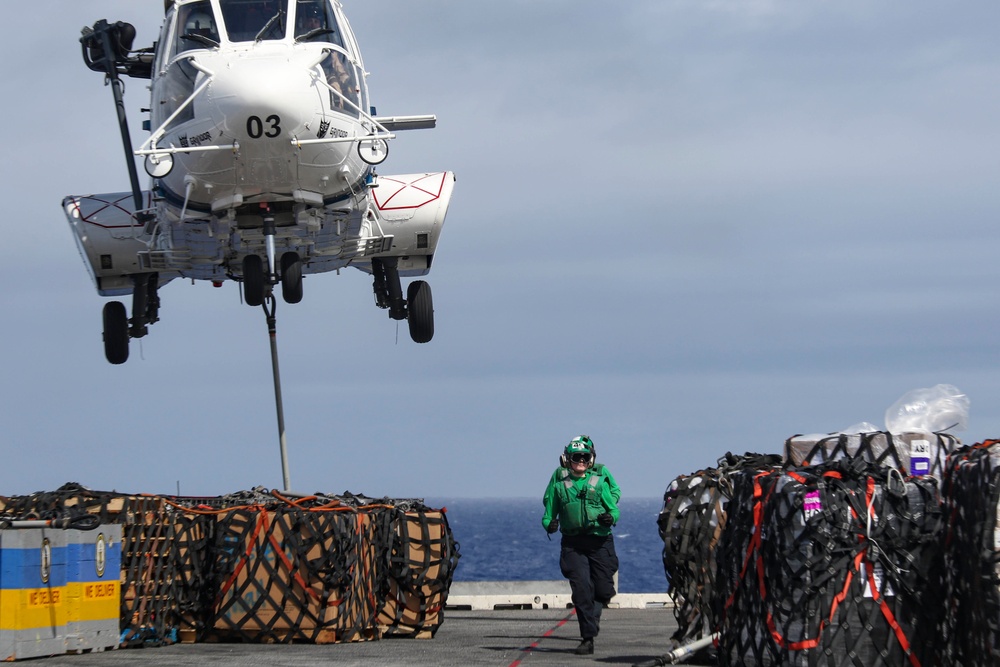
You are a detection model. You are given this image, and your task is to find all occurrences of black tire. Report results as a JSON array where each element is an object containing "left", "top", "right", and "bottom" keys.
[
  {"left": 102, "top": 301, "right": 129, "bottom": 364},
  {"left": 280, "top": 252, "right": 303, "bottom": 304},
  {"left": 243, "top": 254, "right": 266, "bottom": 307},
  {"left": 406, "top": 280, "right": 434, "bottom": 343}
]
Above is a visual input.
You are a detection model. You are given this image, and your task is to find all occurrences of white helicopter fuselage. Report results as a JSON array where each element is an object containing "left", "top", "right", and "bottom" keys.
[
  {"left": 153, "top": 44, "right": 370, "bottom": 210},
  {"left": 64, "top": 0, "right": 453, "bottom": 362},
  {"left": 149, "top": 3, "right": 374, "bottom": 210}
]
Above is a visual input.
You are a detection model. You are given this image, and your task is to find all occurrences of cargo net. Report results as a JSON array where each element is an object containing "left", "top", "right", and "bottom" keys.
[
  {"left": 714, "top": 461, "right": 943, "bottom": 667},
  {"left": 378, "top": 507, "right": 458, "bottom": 637},
  {"left": 657, "top": 452, "right": 782, "bottom": 645},
  {"left": 785, "top": 431, "right": 959, "bottom": 478},
  {"left": 0, "top": 484, "right": 459, "bottom": 647},
  {"left": 937, "top": 440, "right": 1000, "bottom": 666}
]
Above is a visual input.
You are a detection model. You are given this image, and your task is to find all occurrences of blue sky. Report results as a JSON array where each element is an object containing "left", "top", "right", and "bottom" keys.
[{"left": 1, "top": 1, "right": 998, "bottom": 499}]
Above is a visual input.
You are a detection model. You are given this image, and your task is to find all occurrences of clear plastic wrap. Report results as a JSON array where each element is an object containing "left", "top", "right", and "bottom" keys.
[
  {"left": 884, "top": 384, "right": 969, "bottom": 434},
  {"left": 784, "top": 387, "right": 968, "bottom": 476}
]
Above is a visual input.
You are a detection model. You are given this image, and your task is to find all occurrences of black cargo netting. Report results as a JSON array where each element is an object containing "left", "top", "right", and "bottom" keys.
[
  {"left": 0, "top": 486, "right": 459, "bottom": 647},
  {"left": 381, "top": 508, "right": 459, "bottom": 637},
  {"left": 785, "top": 431, "right": 959, "bottom": 478},
  {"left": 713, "top": 460, "right": 943, "bottom": 667},
  {"left": 657, "top": 452, "right": 782, "bottom": 645},
  {"left": 938, "top": 440, "right": 1000, "bottom": 666},
  {"left": 209, "top": 503, "right": 394, "bottom": 643}
]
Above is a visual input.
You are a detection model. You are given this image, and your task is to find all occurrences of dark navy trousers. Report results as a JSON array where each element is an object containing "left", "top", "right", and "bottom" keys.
[{"left": 559, "top": 533, "right": 619, "bottom": 640}]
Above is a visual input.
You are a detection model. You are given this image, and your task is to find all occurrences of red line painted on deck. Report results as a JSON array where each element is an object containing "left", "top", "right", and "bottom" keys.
[{"left": 507, "top": 609, "right": 577, "bottom": 667}]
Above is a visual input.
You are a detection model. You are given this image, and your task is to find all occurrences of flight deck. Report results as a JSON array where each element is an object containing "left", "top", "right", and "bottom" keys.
[{"left": 42, "top": 605, "right": 711, "bottom": 667}]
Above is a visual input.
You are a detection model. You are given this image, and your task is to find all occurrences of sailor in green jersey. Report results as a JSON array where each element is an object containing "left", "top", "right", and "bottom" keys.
[{"left": 542, "top": 435, "right": 620, "bottom": 656}]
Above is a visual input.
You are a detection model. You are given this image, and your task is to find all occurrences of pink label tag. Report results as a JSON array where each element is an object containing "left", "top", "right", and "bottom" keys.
[{"left": 804, "top": 490, "right": 822, "bottom": 519}]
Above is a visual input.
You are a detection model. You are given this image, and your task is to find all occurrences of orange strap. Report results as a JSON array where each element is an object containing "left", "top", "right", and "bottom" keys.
[
  {"left": 218, "top": 505, "right": 267, "bottom": 599},
  {"left": 217, "top": 508, "right": 344, "bottom": 608},
  {"left": 747, "top": 474, "right": 920, "bottom": 664}
]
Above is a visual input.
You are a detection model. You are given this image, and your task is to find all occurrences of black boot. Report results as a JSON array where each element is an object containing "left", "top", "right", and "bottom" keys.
[{"left": 574, "top": 638, "right": 594, "bottom": 655}]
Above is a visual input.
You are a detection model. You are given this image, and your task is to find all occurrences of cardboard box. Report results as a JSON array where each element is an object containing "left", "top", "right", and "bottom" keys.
[
  {"left": 211, "top": 508, "right": 380, "bottom": 643},
  {"left": 378, "top": 510, "right": 453, "bottom": 638}
]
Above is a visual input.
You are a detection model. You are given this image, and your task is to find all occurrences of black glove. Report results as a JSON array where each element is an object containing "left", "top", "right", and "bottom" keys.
[
  {"left": 597, "top": 513, "right": 614, "bottom": 527},
  {"left": 546, "top": 519, "right": 560, "bottom": 534}
]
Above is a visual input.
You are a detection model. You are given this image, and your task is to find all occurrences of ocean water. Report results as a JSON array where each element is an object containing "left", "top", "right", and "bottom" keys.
[{"left": 429, "top": 497, "right": 668, "bottom": 594}]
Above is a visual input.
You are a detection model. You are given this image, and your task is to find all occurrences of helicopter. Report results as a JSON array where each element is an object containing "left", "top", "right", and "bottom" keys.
[{"left": 63, "top": 0, "right": 455, "bottom": 364}]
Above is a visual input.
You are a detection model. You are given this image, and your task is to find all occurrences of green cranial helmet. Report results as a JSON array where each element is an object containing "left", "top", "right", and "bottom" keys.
[{"left": 565, "top": 435, "right": 595, "bottom": 457}]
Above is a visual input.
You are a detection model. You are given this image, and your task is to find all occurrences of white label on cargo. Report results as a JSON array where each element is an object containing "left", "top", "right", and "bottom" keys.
[
  {"left": 861, "top": 561, "right": 894, "bottom": 598},
  {"left": 910, "top": 439, "right": 930, "bottom": 476}
]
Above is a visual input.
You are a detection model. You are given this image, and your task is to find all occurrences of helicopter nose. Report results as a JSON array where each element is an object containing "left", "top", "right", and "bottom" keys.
[{"left": 206, "top": 55, "right": 319, "bottom": 142}]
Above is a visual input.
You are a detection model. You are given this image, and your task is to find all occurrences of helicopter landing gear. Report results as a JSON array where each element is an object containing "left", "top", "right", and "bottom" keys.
[
  {"left": 130, "top": 272, "right": 159, "bottom": 338},
  {"left": 371, "top": 258, "right": 435, "bottom": 344},
  {"left": 242, "top": 209, "right": 303, "bottom": 307},
  {"left": 243, "top": 251, "right": 303, "bottom": 307},
  {"left": 372, "top": 257, "right": 406, "bottom": 320},
  {"left": 280, "top": 252, "right": 303, "bottom": 304},
  {"left": 102, "top": 301, "right": 129, "bottom": 365},
  {"left": 243, "top": 254, "right": 266, "bottom": 307},
  {"left": 406, "top": 280, "right": 434, "bottom": 344},
  {"left": 101, "top": 272, "right": 160, "bottom": 364}
]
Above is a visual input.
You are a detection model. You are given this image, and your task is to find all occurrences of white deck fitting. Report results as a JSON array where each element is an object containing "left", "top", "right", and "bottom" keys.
[{"left": 446, "top": 580, "right": 672, "bottom": 611}]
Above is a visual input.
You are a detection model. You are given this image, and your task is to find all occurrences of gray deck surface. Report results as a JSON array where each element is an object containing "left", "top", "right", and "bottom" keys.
[{"left": 42, "top": 608, "right": 715, "bottom": 666}]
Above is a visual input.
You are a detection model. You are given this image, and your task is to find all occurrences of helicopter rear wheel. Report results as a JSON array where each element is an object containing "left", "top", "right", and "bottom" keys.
[
  {"left": 102, "top": 301, "right": 129, "bottom": 364},
  {"left": 407, "top": 280, "right": 434, "bottom": 344}
]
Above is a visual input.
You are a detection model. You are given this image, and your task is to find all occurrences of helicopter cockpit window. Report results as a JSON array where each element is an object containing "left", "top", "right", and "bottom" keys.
[
  {"left": 220, "top": 0, "right": 288, "bottom": 43},
  {"left": 175, "top": 1, "right": 219, "bottom": 53},
  {"left": 294, "top": 0, "right": 344, "bottom": 48},
  {"left": 321, "top": 52, "right": 361, "bottom": 117}
]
